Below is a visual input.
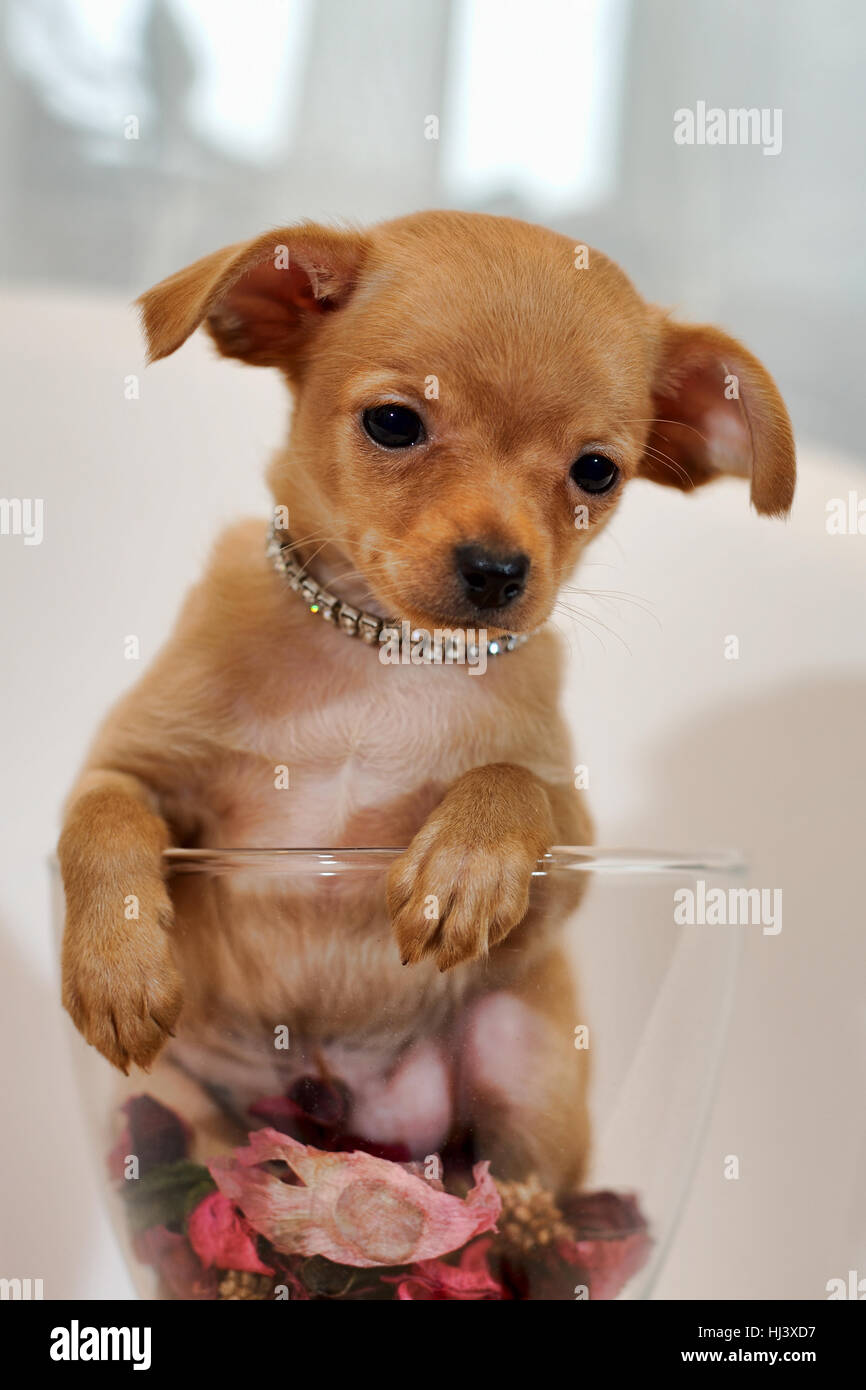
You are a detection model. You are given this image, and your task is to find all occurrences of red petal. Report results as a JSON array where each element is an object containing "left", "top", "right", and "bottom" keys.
[
  {"left": 187, "top": 1192, "right": 274, "bottom": 1275},
  {"left": 111, "top": 1095, "right": 191, "bottom": 1178},
  {"left": 387, "top": 1239, "right": 503, "bottom": 1300},
  {"left": 556, "top": 1192, "right": 652, "bottom": 1300}
]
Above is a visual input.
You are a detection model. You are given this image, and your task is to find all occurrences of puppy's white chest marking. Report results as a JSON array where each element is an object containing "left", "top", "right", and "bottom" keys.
[{"left": 209, "top": 658, "right": 484, "bottom": 848}]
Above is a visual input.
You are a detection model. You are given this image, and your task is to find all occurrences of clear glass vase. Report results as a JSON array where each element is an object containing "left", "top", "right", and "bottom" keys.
[{"left": 53, "top": 846, "right": 744, "bottom": 1301}]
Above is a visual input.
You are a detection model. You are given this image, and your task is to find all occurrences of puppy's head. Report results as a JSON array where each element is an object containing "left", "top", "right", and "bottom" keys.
[{"left": 139, "top": 212, "right": 795, "bottom": 633}]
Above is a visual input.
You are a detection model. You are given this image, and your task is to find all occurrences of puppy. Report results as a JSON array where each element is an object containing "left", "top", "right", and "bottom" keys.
[{"left": 58, "top": 211, "right": 795, "bottom": 1191}]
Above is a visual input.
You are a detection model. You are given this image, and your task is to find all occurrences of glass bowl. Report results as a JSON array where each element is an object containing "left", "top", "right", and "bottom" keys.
[{"left": 53, "top": 846, "right": 744, "bottom": 1301}]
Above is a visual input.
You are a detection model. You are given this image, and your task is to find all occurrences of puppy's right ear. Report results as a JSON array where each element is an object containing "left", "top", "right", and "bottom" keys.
[{"left": 137, "top": 223, "right": 370, "bottom": 369}]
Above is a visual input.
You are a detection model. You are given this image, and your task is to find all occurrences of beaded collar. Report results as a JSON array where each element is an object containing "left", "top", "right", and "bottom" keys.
[{"left": 267, "top": 524, "right": 533, "bottom": 660}]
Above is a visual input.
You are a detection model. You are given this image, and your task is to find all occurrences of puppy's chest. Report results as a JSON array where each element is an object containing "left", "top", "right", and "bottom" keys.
[{"left": 205, "top": 663, "right": 489, "bottom": 848}]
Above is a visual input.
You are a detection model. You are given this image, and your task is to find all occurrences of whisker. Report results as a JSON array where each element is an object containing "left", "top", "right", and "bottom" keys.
[
  {"left": 620, "top": 417, "right": 710, "bottom": 446},
  {"left": 560, "top": 587, "right": 660, "bottom": 634},
  {"left": 641, "top": 443, "right": 692, "bottom": 489},
  {"left": 561, "top": 583, "right": 654, "bottom": 615},
  {"left": 550, "top": 608, "right": 606, "bottom": 656},
  {"left": 552, "top": 599, "right": 632, "bottom": 655}
]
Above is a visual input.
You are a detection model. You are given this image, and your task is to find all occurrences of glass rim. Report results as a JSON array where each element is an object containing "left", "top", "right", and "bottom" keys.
[{"left": 161, "top": 846, "right": 747, "bottom": 877}]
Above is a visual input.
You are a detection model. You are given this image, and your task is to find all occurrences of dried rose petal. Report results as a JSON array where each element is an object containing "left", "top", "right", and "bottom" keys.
[
  {"left": 209, "top": 1128, "right": 500, "bottom": 1268},
  {"left": 390, "top": 1238, "right": 504, "bottom": 1300},
  {"left": 558, "top": 1228, "right": 651, "bottom": 1300},
  {"left": 187, "top": 1192, "right": 274, "bottom": 1276},
  {"left": 561, "top": 1188, "right": 645, "bottom": 1237},
  {"left": 108, "top": 1095, "right": 190, "bottom": 1179},
  {"left": 556, "top": 1190, "right": 652, "bottom": 1300}
]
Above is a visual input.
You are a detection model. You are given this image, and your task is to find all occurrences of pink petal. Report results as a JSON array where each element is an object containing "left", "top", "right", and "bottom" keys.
[
  {"left": 208, "top": 1128, "right": 500, "bottom": 1269},
  {"left": 394, "top": 1277, "right": 436, "bottom": 1300},
  {"left": 187, "top": 1192, "right": 274, "bottom": 1276},
  {"left": 557, "top": 1189, "right": 652, "bottom": 1300},
  {"left": 566, "top": 1228, "right": 652, "bottom": 1301},
  {"left": 394, "top": 1239, "right": 502, "bottom": 1299}
]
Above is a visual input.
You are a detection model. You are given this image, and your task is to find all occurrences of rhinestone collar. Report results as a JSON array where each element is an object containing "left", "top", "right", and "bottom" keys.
[{"left": 267, "top": 523, "right": 533, "bottom": 660}]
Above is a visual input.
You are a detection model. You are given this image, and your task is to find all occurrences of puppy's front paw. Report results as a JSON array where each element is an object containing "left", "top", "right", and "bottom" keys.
[
  {"left": 62, "top": 869, "right": 183, "bottom": 1073},
  {"left": 387, "top": 824, "right": 541, "bottom": 972}
]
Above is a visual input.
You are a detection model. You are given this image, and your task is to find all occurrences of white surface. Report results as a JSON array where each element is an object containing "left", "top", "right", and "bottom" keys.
[{"left": 1, "top": 288, "right": 863, "bottom": 1298}]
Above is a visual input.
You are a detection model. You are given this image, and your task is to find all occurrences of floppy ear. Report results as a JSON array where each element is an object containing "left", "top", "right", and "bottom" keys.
[
  {"left": 639, "top": 319, "right": 796, "bottom": 516},
  {"left": 137, "top": 222, "right": 370, "bottom": 370}
]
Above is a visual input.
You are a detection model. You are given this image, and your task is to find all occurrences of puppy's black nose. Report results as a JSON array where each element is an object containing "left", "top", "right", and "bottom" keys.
[{"left": 455, "top": 544, "right": 529, "bottom": 610}]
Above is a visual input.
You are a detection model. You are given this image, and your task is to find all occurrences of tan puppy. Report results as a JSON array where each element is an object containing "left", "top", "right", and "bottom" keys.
[{"left": 58, "top": 212, "right": 795, "bottom": 1190}]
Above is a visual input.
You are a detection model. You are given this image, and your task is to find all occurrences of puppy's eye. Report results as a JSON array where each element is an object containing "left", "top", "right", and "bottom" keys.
[
  {"left": 362, "top": 404, "right": 425, "bottom": 449},
  {"left": 570, "top": 453, "right": 619, "bottom": 494}
]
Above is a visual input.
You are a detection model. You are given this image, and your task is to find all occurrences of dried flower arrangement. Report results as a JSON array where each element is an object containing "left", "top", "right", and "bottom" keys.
[{"left": 109, "top": 1091, "right": 650, "bottom": 1301}]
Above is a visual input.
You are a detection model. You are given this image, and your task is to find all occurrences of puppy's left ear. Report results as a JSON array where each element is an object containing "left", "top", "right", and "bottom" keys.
[{"left": 639, "top": 320, "right": 796, "bottom": 516}]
